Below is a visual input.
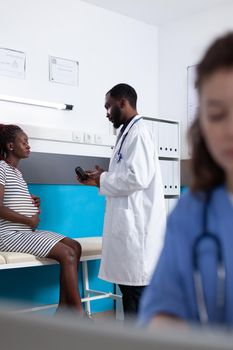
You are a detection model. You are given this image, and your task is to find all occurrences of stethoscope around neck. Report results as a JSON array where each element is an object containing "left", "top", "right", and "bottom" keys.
[
  {"left": 115, "top": 117, "right": 143, "bottom": 163},
  {"left": 192, "top": 191, "right": 226, "bottom": 324}
]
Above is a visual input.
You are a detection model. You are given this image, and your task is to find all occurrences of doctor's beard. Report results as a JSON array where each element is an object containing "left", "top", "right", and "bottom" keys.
[{"left": 111, "top": 105, "right": 124, "bottom": 129}]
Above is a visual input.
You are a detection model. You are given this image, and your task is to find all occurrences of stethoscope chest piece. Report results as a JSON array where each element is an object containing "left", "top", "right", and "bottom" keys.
[{"left": 116, "top": 152, "right": 123, "bottom": 163}]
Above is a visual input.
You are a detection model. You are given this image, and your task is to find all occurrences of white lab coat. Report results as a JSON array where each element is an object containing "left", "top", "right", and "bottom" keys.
[{"left": 99, "top": 115, "right": 166, "bottom": 286}]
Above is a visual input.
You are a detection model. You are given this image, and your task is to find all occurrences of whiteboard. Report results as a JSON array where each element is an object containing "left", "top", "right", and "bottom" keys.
[{"left": 187, "top": 65, "right": 198, "bottom": 129}]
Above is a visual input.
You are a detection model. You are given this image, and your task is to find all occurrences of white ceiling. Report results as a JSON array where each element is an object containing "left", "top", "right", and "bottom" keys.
[{"left": 81, "top": 0, "right": 232, "bottom": 26}]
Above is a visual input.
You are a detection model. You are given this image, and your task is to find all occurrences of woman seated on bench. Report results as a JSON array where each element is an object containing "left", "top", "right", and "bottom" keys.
[{"left": 0, "top": 124, "right": 83, "bottom": 314}]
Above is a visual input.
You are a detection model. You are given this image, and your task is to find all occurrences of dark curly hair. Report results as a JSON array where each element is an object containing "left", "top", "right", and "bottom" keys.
[{"left": 0, "top": 124, "right": 22, "bottom": 160}]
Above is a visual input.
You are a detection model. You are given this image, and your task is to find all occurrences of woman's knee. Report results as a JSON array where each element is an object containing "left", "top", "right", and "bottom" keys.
[
  {"left": 51, "top": 245, "right": 77, "bottom": 264},
  {"left": 63, "top": 246, "right": 78, "bottom": 264},
  {"left": 73, "top": 241, "right": 82, "bottom": 259},
  {"left": 62, "top": 238, "right": 82, "bottom": 259}
]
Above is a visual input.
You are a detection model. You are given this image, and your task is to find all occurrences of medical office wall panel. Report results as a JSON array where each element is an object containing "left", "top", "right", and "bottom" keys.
[
  {"left": 0, "top": 0, "right": 159, "bottom": 147},
  {"left": 159, "top": 1, "right": 233, "bottom": 159},
  {"left": 19, "top": 152, "right": 110, "bottom": 184}
]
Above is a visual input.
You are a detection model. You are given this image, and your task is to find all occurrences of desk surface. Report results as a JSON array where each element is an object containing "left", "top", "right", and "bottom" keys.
[{"left": 0, "top": 310, "right": 233, "bottom": 350}]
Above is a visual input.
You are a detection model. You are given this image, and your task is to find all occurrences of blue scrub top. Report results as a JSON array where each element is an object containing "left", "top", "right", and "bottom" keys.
[{"left": 138, "top": 186, "right": 233, "bottom": 326}]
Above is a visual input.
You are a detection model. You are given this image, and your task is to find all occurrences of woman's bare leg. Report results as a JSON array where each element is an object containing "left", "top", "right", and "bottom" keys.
[
  {"left": 47, "top": 240, "right": 82, "bottom": 312},
  {"left": 59, "top": 238, "right": 82, "bottom": 307}
]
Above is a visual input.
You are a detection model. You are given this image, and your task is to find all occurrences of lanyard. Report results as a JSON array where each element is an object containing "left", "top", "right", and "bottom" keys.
[{"left": 116, "top": 117, "right": 143, "bottom": 163}]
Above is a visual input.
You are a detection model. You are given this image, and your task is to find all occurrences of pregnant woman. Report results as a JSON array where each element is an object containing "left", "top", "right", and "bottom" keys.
[{"left": 0, "top": 123, "right": 83, "bottom": 314}]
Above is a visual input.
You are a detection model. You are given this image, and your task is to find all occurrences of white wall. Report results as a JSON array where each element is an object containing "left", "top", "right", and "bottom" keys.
[
  {"left": 0, "top": 0, "right": 159, "bottom": 154},
  {"left": 158, "top": 2, "right": 233, "bottom": 159}
]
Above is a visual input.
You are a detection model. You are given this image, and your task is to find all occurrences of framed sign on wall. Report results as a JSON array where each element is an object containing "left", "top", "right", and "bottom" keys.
[
  {"left": 49, "top": 56, "right": 79, "bottom": 86},
  {"left": 0, "top": 48, "right": 26, "bottom": 79}
]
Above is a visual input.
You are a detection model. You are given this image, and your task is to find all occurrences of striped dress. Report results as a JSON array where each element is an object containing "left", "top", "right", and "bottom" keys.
[{"left": 0, "top": 160, "right": 65, "bottom": 257}]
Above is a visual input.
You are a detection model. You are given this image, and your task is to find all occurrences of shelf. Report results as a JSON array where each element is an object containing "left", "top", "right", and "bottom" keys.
[{"left": 158, "top": 156, "right": 179, "bottom": 161}]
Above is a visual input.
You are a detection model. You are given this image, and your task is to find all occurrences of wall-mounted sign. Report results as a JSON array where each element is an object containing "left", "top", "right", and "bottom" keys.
[
  {"left": 0, "top": 48, "right": 26, "bottom": 79},
  {"left": 49, "top": 56, "right": 78, "bottom": 86}
]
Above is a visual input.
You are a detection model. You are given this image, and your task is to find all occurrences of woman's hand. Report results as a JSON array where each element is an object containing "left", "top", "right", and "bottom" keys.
[
  {"left": 28, "top": 213, "right": 40, "bottom": 230},
  {"left": 31, "top": 194, "right": 40, "bottom": 208}
]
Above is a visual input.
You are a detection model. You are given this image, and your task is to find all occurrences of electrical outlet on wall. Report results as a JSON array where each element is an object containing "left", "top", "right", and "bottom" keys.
[
  {"left": 72, "top": 130, "right": 84, "bottom": 143},
  {"left": 84, "top": 132, "right": 94, "bottom": 144},
  {"left": 94, "top": 134, "right": 103, "bottom": 144}
]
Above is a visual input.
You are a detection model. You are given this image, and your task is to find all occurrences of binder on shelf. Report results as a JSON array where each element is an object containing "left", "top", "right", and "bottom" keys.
[
  {"left": 159, "top": 160, "right": 166, "bottom": 195},
  {"left": 173, "top": 161, "right": 180, "bottom": 196},
  {"left": 160, "top": 159, "right": 180, "bottom": 196},
  {"left": 160, "top": 160, "right": 169, "bottom": 195},
  {"left": 170, "top": 123, "right": 179, "bottom": 158},
  {"left": 158, "top": 121, "right": 179, "bottom": 158},
  {"left": 168, "top": 161, "right": 174, "bottom": 195},
  {"left": 158, "top": 122, "right": 168, "bottom": 157}
]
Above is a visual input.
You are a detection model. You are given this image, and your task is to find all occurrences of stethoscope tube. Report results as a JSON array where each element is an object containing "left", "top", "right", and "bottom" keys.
[
  {"left": 116, "top": 117, "right": 143, "bottom": 163},
  {"left": 192, "top": 192, "right": 226, "bottom": 324}
]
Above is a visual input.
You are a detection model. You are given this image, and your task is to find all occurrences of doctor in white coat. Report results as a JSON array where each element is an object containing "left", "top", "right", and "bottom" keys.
[{"left": 78, "top": 84, "right": 166, "bottom": 319}]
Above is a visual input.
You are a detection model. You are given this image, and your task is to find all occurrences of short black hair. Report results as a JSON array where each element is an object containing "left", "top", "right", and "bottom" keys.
[{"left": 107, "top": 83, "right": 137, "bottom": 108}]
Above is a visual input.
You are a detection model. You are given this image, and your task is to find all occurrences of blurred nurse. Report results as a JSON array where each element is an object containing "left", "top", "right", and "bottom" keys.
[{"left": 138, "top": 32, "right": 233, "bottom": 327}]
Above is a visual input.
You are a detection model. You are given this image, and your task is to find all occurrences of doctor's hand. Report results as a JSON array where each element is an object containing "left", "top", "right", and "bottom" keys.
[{"left": 77, "top": 165, "right": 104, "bottom": 188}]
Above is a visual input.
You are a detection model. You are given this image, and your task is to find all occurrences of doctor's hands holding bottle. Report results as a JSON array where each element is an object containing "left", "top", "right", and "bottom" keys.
[{"left": 76, "top": 165, "right": 104, "bottom": 188}]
